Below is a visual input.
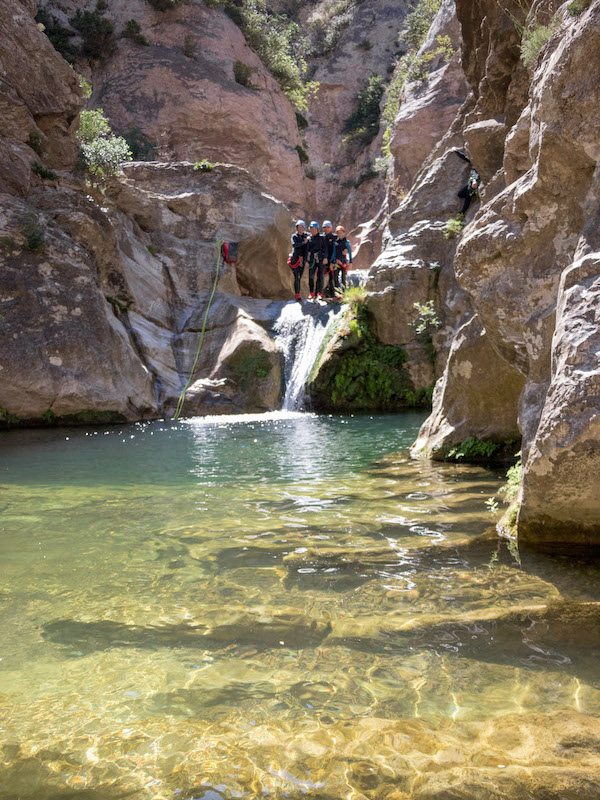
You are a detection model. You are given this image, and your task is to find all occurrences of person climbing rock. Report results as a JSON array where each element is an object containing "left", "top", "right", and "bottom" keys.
[
  {"left": 322, "top": 220, "right": 337, "bottom": 299},
  {"left": 457, "top": 167, "right": 481, "bottom": 214},
  {"left": 454, "top": 150, "right": 481, "bottom": 215},
  {"left": 334, "top": 225, "right": 352, "bottom": 291},
  {"left": 288, "top": 219, "right": 308, "bottom": 302},
  {"left": 306, "top": 221, "right": 327, "bottom": 300}
]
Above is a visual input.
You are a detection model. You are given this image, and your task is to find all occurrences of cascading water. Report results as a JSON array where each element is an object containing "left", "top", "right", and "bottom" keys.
[{"left": 274, "top": 302, "right": 342, "bottom": 411}]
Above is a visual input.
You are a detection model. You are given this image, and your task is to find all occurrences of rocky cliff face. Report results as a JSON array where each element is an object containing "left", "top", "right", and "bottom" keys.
[
  {"left": 396, "top": 0, "right": 600, "bottom": 550},
  {"left": 39, "top": 0, "right": 309, "bottom": 211},
  {"left": 0, "top": 0, "right": 294, "bottom": 425}
]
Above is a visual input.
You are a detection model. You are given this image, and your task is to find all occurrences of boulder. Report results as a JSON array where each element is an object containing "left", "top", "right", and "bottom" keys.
[
  {"left": 0, "top": 193, "right": 157, "bottom": 424},
  {"left": 519, "top": 248, "right": 600, "bottom": 551},
  {"left": 411, "top": 315, "right": 525, "bottom": 459}
]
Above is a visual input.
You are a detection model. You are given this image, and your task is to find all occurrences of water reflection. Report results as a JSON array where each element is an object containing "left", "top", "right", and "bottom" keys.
[{"left": 1, "top": 413, "right": 600, "bottom": 798}]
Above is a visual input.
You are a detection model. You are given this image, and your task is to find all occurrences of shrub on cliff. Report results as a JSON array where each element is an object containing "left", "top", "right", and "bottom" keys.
[
  {"left": 76, "top": 109, "right": 132, "bottom": 180},
  {"left": 146, "top": 0, "right": 183, "bottom": 10},
  {"left": 36, "top": 7, "right": 79, "bottom": 62},
  {"left": 70, "top": 0, "right": 116, "bottom": 60},
  {"left": 342, "top": 74, "right": 385, "bottom": 146},
  {"left": 205, "top": 0, "right": 317, "bottom": 110}
]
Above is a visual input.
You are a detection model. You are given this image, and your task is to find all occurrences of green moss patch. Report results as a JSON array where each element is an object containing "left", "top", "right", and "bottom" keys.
[{"left": 309, "top": 304, "right": 431, "bottom": 412}]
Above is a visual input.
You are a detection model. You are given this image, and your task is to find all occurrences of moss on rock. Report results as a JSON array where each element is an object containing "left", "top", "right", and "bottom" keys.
[{"left": 308, "top": 303, "right": 431, "bottom": 413}]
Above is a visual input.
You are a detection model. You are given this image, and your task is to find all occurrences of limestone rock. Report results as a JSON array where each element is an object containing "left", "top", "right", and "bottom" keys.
[
  {"left": 0, "top": 0, "right": 80, "bottom": 168},
  {"left": 42, "top": 0, "right": 307, "bottom": 211},
  {"left": 0, "top": 193, "right": 157, "bottom": 423},
  {"left": 519, "top": 245, "right": 600, "bottom": 551},
  {"left": 389, "top": 0, "right": 468, "bottom": 192},
  {"left": 412, "top": 315, "right": 525, "bottom": 459}
]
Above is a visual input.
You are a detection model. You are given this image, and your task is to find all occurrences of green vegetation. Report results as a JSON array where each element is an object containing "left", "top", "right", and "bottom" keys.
[
  {"left": 0, "top": 235, "right": 16, "bottom": 251},
  {"left": 31, "top": 162, "right": 58, "bottom": 181},
  {"left": 78, "top": 75, "right": 93, "bottom": 99},
  {"left": 304, "top": 0, "right": 363, "bottom": 57},
  {"left": 380, "top": 0, "right": 450, "bottom": 161},
  {"left": 487, "top": 453, "right": 523, "bottom": 532},
  {"left": 147, "top": 243, "right": 157, "bottom": 256},
  {"left": 520, "top": 23, "right": 553, "bottom": 69},
  {"left": 106, "top": 295, "right": 132, "bottom": 314},
  {"left": 234, "top": 60, "right": 258, "bottom": 88},
  {"left": 568, "top": 0, "right": 592, "bottom": 14},
  {"left": 229, "top": 349, "right": 272, "bottom": 385},
  {"left": 21, "top": 211, "right": 45, "bottom": 253},
  {"left": 146, "top": 0, "right": 183, "bottom": 10},
  {"left": 412, "top": 300, "right": 440, "bottom": 369},
  {"left": 0, "top": 407, "right": 19, "bottom": 426},
  {"left": 205, "top": 0, "right": 317, "bottom": 110},
  {"left": 443, "top": 215, "right": 465, "bottom": 239},
  {"left": 446, "top": 437, "right": 502, "bottom": 461},
  {"left": 76, "top": 109, "right": 132, "bottom": 180},
  {"left": 193, "top": 159, "right": 216, "bottom": 172},
  {"left": 342, "top": 74, "right": 386, "bottom": 146},
  {"left": 122, "top": 127, "right": 157, "bottom": 161},
  {"left": 27, "top": 131, "right": 44, "bottom": 156},
  {"left": 70, "top": 0, "right": 116, "bottom": 60},
  {"left": 295, "top": 144, "right": 309, "bottom": 164},
  {"left": 412, "top": 300, "right": 440, "bottom": 335},
  {"left": 122, "top": 19, "right": 149, "bottom": 46},
  {"left": 35, "top": 7, "right": 78, "bottom": 62},
  {"left": 184, "top": 35, "right": 197, "bottom": 59},
  {"left": 312, "top": 291, "right": 431, "bottom": 411},
  {"left": 295, "top": 111, "right": 308, "bottom": 130},
  {"left": 41, "top": 409, "right": 56, "bottom": 424}
]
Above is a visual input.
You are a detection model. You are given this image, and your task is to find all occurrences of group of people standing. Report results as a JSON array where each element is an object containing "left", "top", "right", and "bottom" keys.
[{"left": 288, "top": 219, "right": 353, "bottom": 302}]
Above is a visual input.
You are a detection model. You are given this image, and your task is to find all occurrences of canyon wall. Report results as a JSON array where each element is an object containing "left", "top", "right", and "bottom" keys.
[{"left": 369, "top": 0, "right": 600, "bottom": 550}]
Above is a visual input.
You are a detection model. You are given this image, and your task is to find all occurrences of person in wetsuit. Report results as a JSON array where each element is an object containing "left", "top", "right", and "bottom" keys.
[
  {"left": 306, "top": 221, "right": 327, "bottom": 300},
  {"left": 322, "top": 219, "right": 337, "bottom": 298},
  {"left": 334, "top": 225, "right": 352, "bottom": 290},
  {"left": 289, "top": 219, "right": 308, "bottom": 301},
  {"left": 457, "top": 167, "right": 481, "bottom": 214}
]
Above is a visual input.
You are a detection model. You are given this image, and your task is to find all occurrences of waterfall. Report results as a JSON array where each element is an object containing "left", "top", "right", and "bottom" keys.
[{"left": 273, "top": 303, "right": 341, "bottom": 411}]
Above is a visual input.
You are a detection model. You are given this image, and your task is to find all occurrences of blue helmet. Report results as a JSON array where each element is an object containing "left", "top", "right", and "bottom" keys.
[
  {"left": 309, "top": 220, "right": 319, "bottom": 229},
  {"left": 295, "top": 219, "right": 306, "bottom": 228},
  {"left": 322, "top": 219, "right": 333, "bottom": 228}
]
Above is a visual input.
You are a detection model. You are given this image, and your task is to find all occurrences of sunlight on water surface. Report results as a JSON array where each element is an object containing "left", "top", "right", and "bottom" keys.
[{"left": 1, "top": 413, "right": 600, "bottom": 798}]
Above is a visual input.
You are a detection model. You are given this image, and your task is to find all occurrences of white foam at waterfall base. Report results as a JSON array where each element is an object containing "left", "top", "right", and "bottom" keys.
[{"left": 274, "top": 302, "right": 342, "bottom": 411}]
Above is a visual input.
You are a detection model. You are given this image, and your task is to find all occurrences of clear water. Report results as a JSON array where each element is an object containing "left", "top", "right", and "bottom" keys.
[{"left": 1, "top": 412, "right": 600, "bottom": 799}]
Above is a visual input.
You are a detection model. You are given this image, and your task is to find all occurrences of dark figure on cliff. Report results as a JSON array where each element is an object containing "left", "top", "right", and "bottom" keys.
[
  {"left": 289, "top": 219, "right": 308, "bottom": 302},
  {"left": 457, "top": 167, "right": 481, "bottom": 214},
  {"left": 453, "top": 149, "right": 481, "bottom": 214},
  {"left": 306, "top": 221, "right": 327, "bottom": 301},
  {"left": 322, "top": 220, "right": 337, "bottom": 298},
  {"left": 334, "top": 226, "right": 352, "bottom": 291}
]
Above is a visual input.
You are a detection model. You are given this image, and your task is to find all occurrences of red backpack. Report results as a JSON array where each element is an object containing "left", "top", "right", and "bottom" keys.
[{"left": 221, "top": 242, "right": 239, "bottom": 264}]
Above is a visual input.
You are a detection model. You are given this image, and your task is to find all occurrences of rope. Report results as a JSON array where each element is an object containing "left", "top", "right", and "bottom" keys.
[{"left": 173, "top": 239, "right": 223, "bottom": 421}]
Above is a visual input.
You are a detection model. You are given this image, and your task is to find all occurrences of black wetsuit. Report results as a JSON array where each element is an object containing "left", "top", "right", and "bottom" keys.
[
  {"left": 323, "top": 231, "right": 337, "bottom": 297},
  {"left": 289, "top": 232, "right": 308, "bottom": 297},
  {"left": 306, "top": 233, "right": 327, "bottom": 297},
  {"left": 457, "top": 168, "right": 480, "bottom": 214},
  {"left": 334, "top": 236, "right": 351, "bottom": 289}
]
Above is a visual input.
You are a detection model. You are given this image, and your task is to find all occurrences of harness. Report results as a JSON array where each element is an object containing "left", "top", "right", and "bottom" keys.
[{"left": 287, "top": 255, "right": 303, "bottom": 269}]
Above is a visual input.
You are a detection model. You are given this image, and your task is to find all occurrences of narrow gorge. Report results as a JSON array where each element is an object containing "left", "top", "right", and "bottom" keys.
[{"left": 1, "top": 0, "right": 600, "bottom": 797}]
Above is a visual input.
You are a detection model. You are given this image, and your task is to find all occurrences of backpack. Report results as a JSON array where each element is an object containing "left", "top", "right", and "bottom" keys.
[{"left": 221, "top": 242, "right": 239, "bottom": 264}]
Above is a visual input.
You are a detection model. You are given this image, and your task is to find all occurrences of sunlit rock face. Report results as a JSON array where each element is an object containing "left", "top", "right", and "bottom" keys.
[
  {"left": 0, "top": 0, "right": 80, "bottom": 193},
  {"left": 42, "top": 0, "right": 308, "bottom": 211},
  {"left": 408, "top": 0, "right": 600, "bottom": 548}
]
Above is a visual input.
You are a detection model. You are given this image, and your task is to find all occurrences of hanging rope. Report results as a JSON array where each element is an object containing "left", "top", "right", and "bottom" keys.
[{"left": 173, "top": 239, "right": 223, "bottom": 421}]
